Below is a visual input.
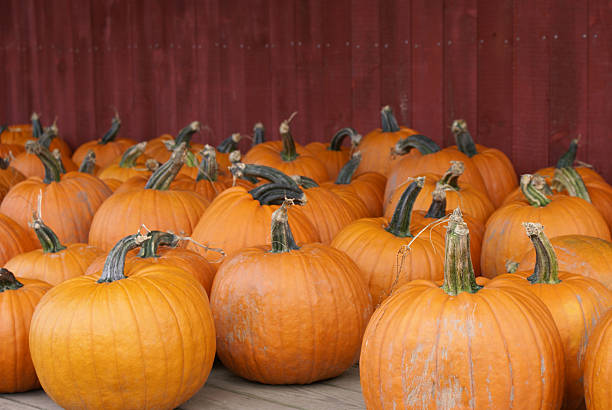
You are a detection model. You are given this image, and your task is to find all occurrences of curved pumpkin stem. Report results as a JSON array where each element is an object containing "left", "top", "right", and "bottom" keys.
[
  {"left": 380, "top": 105, "right": 400, "bottom": 133},
  {"left": 0, "top": 268, "right": 24, "bottom": 292},
  {"left": 291, "top": 175, "right": 319, "bottom": 189},
  {"left": 250, "top": 183, "right": 305, "bottom": 206},
  {"left": 556, "top": 138, "right": 579, "bottom": 169},
  {"left": 98, "top": 233, "right": 149, "bottom": 283},
  {"left": 174, "top": 121, "right": 201, "bottom": 147},
  {"left": 335, "top": 152, "right": 361, "bottom": 185},
  {"left": 230, "top": 162, "right": 299, "bottom": 188},
  {"left": 119, "top": 142, "right": 147, "bottom": 168},
  {"left": 386, "top": 177, "right": 425, "bottom": 238},
  {"left": 29, "top": 215, "right": 67, "bottom": 253},
  {"left": 425, "top": 185, "right": 447, "bottom": 219},
  {"left": 523, "top": 222, "right": 561, "bottom": 284},
  {"left": 553, "top": 167, "right": 591, "bottom": 202},
  {"left": 31, "top": 112, "right": 43, "bottom": 140},
  {"left": 38, "top": 124, "right": 59, "bottom": 149},
  {"left": 442, "top": 208, "right": 482, "bottom": 295},
  {"left": 270, "top": 199, "right": 300, "bottom": 253},
  {"left": 252, "top": 123, "right": 265, "bottom": 147},
  {"left": 393, "top": 134, "right": 441, "bottom": 156},
  {"left": 138, "top": 231, "right": 180, "bottom": 258},
  {"left": 144, "top": 142, "right": 187, "bottom": 190},
  {"left": 217, "top": 133, "right": 242, "bottom": 154},
  {"left": 438, "top": 161, "right": 464, "bottom": 190},
  {"left": 25, "top": 141, "right": 61, "bottom": 183},
  {"left": 99, "top": 112, "right": 122, "bottom": 145},
  {"left": 451, "top": 119, "right": 478, "bottom": 158},
  {"left": 329, "top": 127, "right": 361, "bottom": 151},
  {"left": 197, "top": 145, "right": 219, "bottom": 182},
  {"left": 520, "top": 174, "right": 552, "bottom": 207},
  {"left": 279, "top": 113, "right": 299, "bottom": 162},
  {"left": 78, "top": 150, "right": 96, "bottom": 174}
]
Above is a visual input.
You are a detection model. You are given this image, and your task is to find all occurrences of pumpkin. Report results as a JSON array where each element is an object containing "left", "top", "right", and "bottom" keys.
[
  {"left": 449, "top": 119, "right": 518, "bottom": 207},
  {"left": 494, "top": 223, "right": 612, "bottom": 409},
  {"left": 210, "top": 200, "right": 372, "bottom": 384},
  {"left": 89, "top": 143, "right": 209, "bottom": 251},
  {"left": 305, "top": 127, "right": 361, "bottom": 181},
  {"left": 0, "top": 213, "right": 38, "bottom": 264},
  {"left": 0, "top": 142, "right": 25, "bottom": 157},
  {"left": 0, "top": 268, "right": 52, "bottom": 393},
  {"left": 518, "top": 234, "right": 612, "bottom": 290},
  {"left": 0, "top": 123, "right": 32, "bottom": 145},
  {"left": 97, "top": 142, "right": 152, "bottom": 182},
  {"left": 243, "top": 115, "right": 329, "bottom": 183},
  {"left": 0, "top": 156, "right": 26, "bottom": 201},
  {"left": 5, "top": 212, "right": 103, "bottom": 285},
  {"left": 355, "top": 105, "right": 419, "bottom": 175},
  {"left": 1, "top": 114, "right": 71, "bottom": 157},
  {"left": 536, "top": 138, "right": 605, "bottom": 185},
  {"left": 144, "top": 122, "right": 204, "bottom": 163},
  {"left": 331, "top": 178, "right": 445, "bottom": 305},
  {"left": 359, "top": 210, "right": 565, "bottom": 409},
  {"left": 584, "top": 309, "right": 612, "bottom": 410},
  {"left": 29, "top": 233, "right": 216, "bottom": 409},
  {"left": 1, "top": 141, "right": 112, "bottom": 244},
  {"left": 71, "top": 113, "right": 136, "bottom": 168},
  {"left": 481, "top": 174, "right": 611, "bottom": 277},
  {"left": 171, "top": 145, "right": 230, "bottom": 202}
]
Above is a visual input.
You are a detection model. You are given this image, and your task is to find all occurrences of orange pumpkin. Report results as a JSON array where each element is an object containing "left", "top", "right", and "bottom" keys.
[
  {"left": 584, "top": 309, "right": 612, "bottom": 410},
  {"left": 210, "top": 201, "right": 372, "bottom": 384},
  {"left": 0, "top": 213, "right": 38, "bottom": 264},
  {"left": 97, "top": 142, "right": 152, "bottom": 182},
  {"left": 0, "top": 156, "right": 26, "bottom": 201},
  {"left": 305, "top": 127, "right": 361, "bottom": 181},
  {"left": 0, "top": 123, "right": 32, "bottom": 145},
  {"left": 144, "top": 122, "right": 204, "bottom": 163},
  {"left": 171, "top": 145, "right": 230, "bottom": 202}
]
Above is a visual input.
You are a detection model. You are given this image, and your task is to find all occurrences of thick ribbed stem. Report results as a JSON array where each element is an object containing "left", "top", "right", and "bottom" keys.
[
  {"left": 451, "top": 119, "right": 478, "bottom": 158},
  {"left": 197, "top": 145, "right": 218, "bottom": 182},
  {"left": 230, "top": 162, "right": 299, "bottom": 188},
  {"left": 270, "top": 199, "right": 300, "bottom": 253},
  {"left": 524, "top": 222, "right": 561, "bottom": 284},
  {"left": 556, "top": 138, "right": 579, "bottom": 168},
  {"left": 425, "top": 185, "right": 447, "bottom": 219},
  {"left": 138, "top": 231, "right": 180, "bottom": 258},
  {"left": 174, "top": 121, "right": 201, "bottom": 147},
  {"left": 119, "top": 142, "right": 147, "bottom": 168},
  {"left": 0, "top": 157, "right": 10, "bottom": 170},
  {"left": 279, "top": 117, "right": 298, "bottom": 161},
  {"left": 98, "top": 233, "right": 149, "bottom": 283},
  {"left": 78, "top": 150, "right": 96, "bottom": 174},
  {"left": 250, "top": 183, "right": 305, "bottom": 205},
  {"left": 29, "top": 217, "right": 66, "bottom": 253},
  {"left": 25, "top": 141, "right": 61, "bottom": 183},
  {"left": 31, "top": 112, "right": 42, "bottom": 140},
  {"left": 520, "top": 174, "right": 551, "bottom": 207},
  {"left": 99, "top": 113, "right": 122, "bottom": 145},
  {"left": 329, "top": 127, "right": 361, "bottom": 151},
  {"left": 442, "top": 208, "right": 482, "bottom": 295},
  {"left": 335, "top": 152, "right": 361, "bottom": 184},
  {"left": 438, "top": 161, "right": 464, "bottom": 190},
  {"left": 0, "top": 268, "right": 23, "bottom": 292},
  {"left": 38, "top": 124, "right": 58, "bottom": 149},
  {"left": 385, "top": 177, "right": 425, "bottom": 237},
  {"left": 253, "top": 123, "right": 265, "bottom": 146},
  {"left": 393, "top": 134, "right": 441, "bottom": 156},
  {"left": 553, "top": 167, "right": 591, "bottom": 202},
  {"left": 52, "top": 149, "right": 67, "bottom": 174},
  {"left": 144, "top": 142, "right": 187, "bottom": 190},
  {"left": 380, "top": 105, "right": 400, "bottom": 132},
  {"left": 291, "top": 175, "right": 319, "bottom": 189},
  {"left": 217, "top": 133, "right": 242, "bottom": 153}
]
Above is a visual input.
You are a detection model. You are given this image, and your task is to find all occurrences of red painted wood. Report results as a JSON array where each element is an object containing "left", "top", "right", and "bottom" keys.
[{"left": 2, "top": 0, "right": 18, "bottom": 123}]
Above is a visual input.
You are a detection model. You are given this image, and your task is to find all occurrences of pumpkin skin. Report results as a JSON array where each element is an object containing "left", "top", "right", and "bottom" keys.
[
  {"left": 359, "top": 212, "right": 565, "bottom": 410},
  {"left": 0, "top": 158, "right": 26, "bottom": 201},
  {"left": 0, "top": 143, "right": 25, "bottom": 157},
  {"left": 0, "top": 214, "right": 38, "bottom": 264},
  {"left": 29, "top": 234, "right": 216, "bottom": 410},
  {"left": 305, "top": 127, "right": 361, "bottom": 181},
  {"left": 584, "top": 309, "right": 612, "bottom": 410},
  {"left": 0, "top": 269, "right": 52, "bottom": 393},
  {"left": 0, "top": 124, "right": 32, "bottom": 145},
  {"left": 145, "top": 124, "right": 205, "bottom": 163},
  {"left": 97, "top": 142, "right": 153, "bottom": 182},
  {"left": 210, "top": 203, "right": 372, "bottom": 384}
]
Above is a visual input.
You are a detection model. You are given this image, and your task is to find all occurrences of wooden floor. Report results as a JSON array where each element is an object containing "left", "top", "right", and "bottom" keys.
[{"left": 0, "top": 363, "right": 365, "bottom": 410}]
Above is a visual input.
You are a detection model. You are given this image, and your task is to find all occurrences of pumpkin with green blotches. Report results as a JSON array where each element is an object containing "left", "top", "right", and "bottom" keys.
[
  {"left": 305, "top": 127, "right": 361, "bottom": 181},
  {"left": 584, "top": 309, "right": 612, "bottom": 410},
  {"left": 29, "top": 233, "right": 216, "bottom": 409}
]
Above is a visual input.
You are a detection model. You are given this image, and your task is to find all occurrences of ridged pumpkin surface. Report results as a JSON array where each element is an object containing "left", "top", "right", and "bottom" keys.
[{"left": 584, "top": 309, "right": 612, "bottom": 410}]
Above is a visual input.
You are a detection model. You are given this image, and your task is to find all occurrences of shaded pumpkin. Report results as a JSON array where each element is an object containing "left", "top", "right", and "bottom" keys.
[
  {"left": 305, "top": 127, "right": 361, "bottom": 181},
  {"left": 0, "top": 156, "right": 26, "bottom": 202},
  {"left": 584, "top": 309, "right": 612, "bottom": 410}
]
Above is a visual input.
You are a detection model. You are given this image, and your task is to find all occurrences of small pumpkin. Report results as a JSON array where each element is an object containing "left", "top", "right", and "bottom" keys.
[
  {"left": 305, "top": 127, "right": 361, "bottom": 181},
  {"left": 97, "top": 142, "right": 151, "bottom": 182}
]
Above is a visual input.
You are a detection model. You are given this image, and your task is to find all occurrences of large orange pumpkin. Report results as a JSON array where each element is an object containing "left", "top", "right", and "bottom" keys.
[
  {"left": 584, "top": 309, "right": 612, "bottom": 410},
  {"left": 29, "top": 233, "right": 216, "bottom": 409},
  {"left": 359, "top": 210, "right": 565, "bottom": 409},
  {"left": 305, "top": 127, "right": 361, "bottom": 181},
  {"left": 210, "top": 201, "right": 372, "bottom": 384},
  {"left": 0, "top": 268, "right": 52, "bottom": 393}
]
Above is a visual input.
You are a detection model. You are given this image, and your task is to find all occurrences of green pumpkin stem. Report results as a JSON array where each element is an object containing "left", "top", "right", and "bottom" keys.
[
  {"left": 52, "top": 149, "right": 67, "bottom": 174},
  {"left": 197, "top": 145, "right": 218, "bottom": 182},
  {"left": 230, "top": 162, "right": 299, "bottom": 188},
  {"left": 173, "top": 121, "right": 201, "bottom": 147},
  {"left": 98, "top": 233, "right": 149, "bottom": 283},
  {"left": 425, "top": 185, "right": 447, "bottom": 219},
  {"left": 0, "top": 125, "right": 7, "bottom": 136},
  {"left": 217, "top": 133, "right": 242, "bottom": 153},
  {"left": 439, "top": 161, "right": 464, "bottom": 190},
  {"left": 31, "top": 112, "right": 43, "bottom": 140},
  {"left": 553, "top": 167, "right": 591, "bottom": 202},
  {"left": 556, "top": 138, "right": 579, "bottom": 169},
  {"left": 78, "top": 150, "right": 96, "bottom": 174},
  {"left": 0, "top": 268, "right": 24, "bottom": 292},
  {"left": 250, "top": 183, "right": 305, "bottom": 205},
  {"left": 270, "top": 199, "right": 300, "bottom": 253},
  {"left": 119, "top": 142, "right": 147, "bottom": 168},
  {"left": 144, "top": 142, "right": 187, "bottom": 190},
  {"left": 29, "top": 215, "right": 67, "bottom": 253},
  {"left": 291, "top": 175, "right": 319, "bottom": 189},
  {"left": 138, "top": 231, "right": 180, "bottom": 258},
  {"left": 381, "top": 105, "right": 400, "bottom": 133},
  {"left": 393, "top": 134, "right": 441, "bottom": 156},
  {"left": 451, "top": 119, "right": 478, "bottom": 158},
  {"left": 329, "top": 127, "right": 361, "bottom": 151},
  {"left": 335, "top": 152, "right": 361, "bottom": 184},
  {"left": 505, "top": 260, "right": 519, "bottom": 274},
  {"left": 252, "top": 123, "right": 265, "bottom": 146},
  {"left": 520, "top": 174, "right": 552, "bottom": 207},
  {"left": 442, "top": 208, "right": 482, "bottom": 295},
  {"left": 99, "top": 112, "right": 122, "bottom": 145},
  {"left": 279, "top": 113, "right": 299, "bottom": 162},
  {"left": 0, "top": 156, "right": 10, "bottom": 170},
  {"left": 25, "top": 141, "right": 61, "bottom": 183},
  {"left": 38, "top": 124, "right": 58, "bottom": 149},
  {"left": 386, "top": 177, "right": 425, "bottom": 237},
  {"left": 523, "top": 222, "right": 561, "bottom": 284}
]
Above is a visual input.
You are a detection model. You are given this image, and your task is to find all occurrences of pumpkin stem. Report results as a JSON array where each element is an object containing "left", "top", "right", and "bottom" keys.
[
  {"left": 0, "top": 268, "right": 24, "bottom": 292},
  {"left": 138, "top": 230, "right": 180, "bottom": 258},
  {"left": 425, "top": 185, "right": 447, "bottom": 219},
  {"left": 393, "top": 134, "right": 441, "bottom": 156},
  {"left": 38, "top": 124, "right": 59, "bottom": 149},
  {"left": 252, "top": 123, "right": 265, "bottom": 146},
  {"left": 335, "top": 152, "right": 362, "bottom": 184},
  {"left": 386, "top": 177, "right": 425, "bottom": 237},
  {"left": 25, "top": 141, "right": 61, "bottom": 183},
  {"left": 279, "top": 113, "right": 299, "bottom": 162},
  {"left": 505, "top": 260, "right": 519, "bottom": 274},
  {"left": 230, "top": 162, "right": 299, "bottom": 188},
  {"left": 250, "top": 183, "right": 306, "bottom": 205},
  {"left": 439, "top": 161, "right": 464, "bottom": 190},
  {"left": 196, "top": 145, "right": 219, "bottom": 182},
  {"left": 0, "top": 156, "right": 11, "bottom": 170},
  {"left": 119, "top": 142, "right": 147, "bottom": 168},
  {"left": 29, "top": 214, "right": 67, "bottom": 253},
  {"left": 523, "top": 222, "right": 561, "bottom": 284},
  {"left": 442, "top": 208, "right": 482, "bottom": 295},
  {"left": 99, "top": 112, "right": 122, "bottom": 145},
  {"left": 52, "top": 149, "right": 67, "bottom": 174},
  {"left": 381, "top": 105, "right": 400, "bottom": 133},
  {"left": 520, "top": 174, "right": 552, "bottom": 207},
  {"left": 78, "top": 150, "right": 96, "bottom": 174},
  {"left": 144, "top": 142, "right": 187, "bottom": 190},
  {"left": 31, "top": 112, "right": 43, "bottom": 140},
  {"left": 451, "top": 119, "right": 478, "bottom": 158},
  {"left": 98, "top": 233, "right": 149, "bottom": 283},
  {"left": 270, "top": 199, "right": 300, "bottom": 253},
  {"left": 329, "top": 127, "right": 362, "bottom": 151},
  {"left": 174, "top": 121, "right": 201, "bottom": 147},
  {"left": 552, "top": 167, "right": 591, "bottom": 202},
  {"left": 217, "top": 133, "right": 242, "bottom": 153},
  {"left": 291, "top": 175, "right": 319, "bottom": 189},
  {"left": 0, "top": 124, "right": 7, "bottom": 137},
  {"left": 556, "top": 137, "right": 579, "bottom": 169}
]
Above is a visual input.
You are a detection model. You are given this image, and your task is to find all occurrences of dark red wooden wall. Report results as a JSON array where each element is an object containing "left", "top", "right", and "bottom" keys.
[{"left": 1, "top": 0, "right": 611, "bottom": 180}]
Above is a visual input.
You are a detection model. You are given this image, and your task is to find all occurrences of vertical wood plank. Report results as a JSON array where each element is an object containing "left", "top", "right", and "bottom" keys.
[
  {"left": 2, "top": 0, "right": 18, "bottom": 122},
  {"left": 14, "top": 0, "right": 34, "bottom": 123},
  {"left": 149, "top": 0, "right": 174, "bottom": 135}
]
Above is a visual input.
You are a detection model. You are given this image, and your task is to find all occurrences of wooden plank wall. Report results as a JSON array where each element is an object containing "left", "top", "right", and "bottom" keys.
[{"left": 0, "top": 0, "right": 610, "bottom": 180}]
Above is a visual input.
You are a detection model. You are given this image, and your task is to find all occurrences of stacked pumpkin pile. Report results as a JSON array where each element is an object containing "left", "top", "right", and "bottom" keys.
[{"left": 0, "top": 107, "right": 611, "bottom": 409}]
